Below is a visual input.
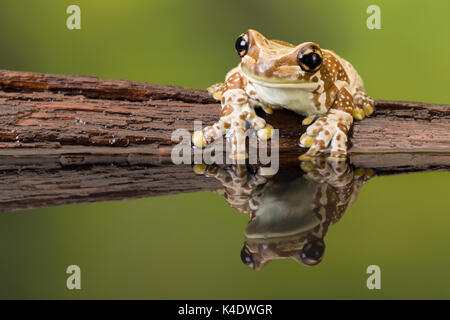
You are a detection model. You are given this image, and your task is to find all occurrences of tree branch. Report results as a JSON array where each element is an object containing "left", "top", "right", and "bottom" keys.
[{"left": 0, "top": 69, "right": 448, "bottom": 212}]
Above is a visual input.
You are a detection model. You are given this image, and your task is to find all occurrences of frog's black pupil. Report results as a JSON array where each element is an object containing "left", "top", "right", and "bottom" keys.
[
  {"left": 305, "top": 53, "right": 321, "bottom": 70},
  {"left": 301, "top": 238, "right": 325, "bottom": 266},
  {"left": 235, "top": 36, "right": 248, "bottom": 56}
]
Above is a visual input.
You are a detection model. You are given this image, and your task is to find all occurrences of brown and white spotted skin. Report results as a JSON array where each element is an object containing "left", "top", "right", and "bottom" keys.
[
  {"left": 193, "top": 160, "right": 373, "bottom": 270},
  {"left": 192, "top": 29, "right": 374, "bottom": 160}
]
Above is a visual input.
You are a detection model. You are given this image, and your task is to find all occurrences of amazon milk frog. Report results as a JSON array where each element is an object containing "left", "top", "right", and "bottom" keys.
[{"left": 192, "top": 29, "right": 374, "bottom": 160}]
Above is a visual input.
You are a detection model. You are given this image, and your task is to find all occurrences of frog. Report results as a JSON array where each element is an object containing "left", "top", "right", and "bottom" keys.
[
  {"left": 193, "top": 159, "right": 374, "bottom": 269},
  {"left": 192, "top": 29, "right": 374, "bottom": 160}
]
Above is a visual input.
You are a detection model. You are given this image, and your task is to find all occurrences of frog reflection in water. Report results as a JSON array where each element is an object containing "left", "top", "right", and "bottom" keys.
[{"left": 196, "top": 159, "right": 373, "bottom": 270}]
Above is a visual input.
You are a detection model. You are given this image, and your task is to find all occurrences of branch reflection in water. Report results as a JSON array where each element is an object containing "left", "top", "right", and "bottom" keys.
[{"left": 194, "top": 158, "right": 374, "bottom": 270}]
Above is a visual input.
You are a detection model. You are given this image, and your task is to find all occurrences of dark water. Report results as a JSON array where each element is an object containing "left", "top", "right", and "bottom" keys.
[{"left": 1, "top": 156, "right": 448, "bottom": 299}]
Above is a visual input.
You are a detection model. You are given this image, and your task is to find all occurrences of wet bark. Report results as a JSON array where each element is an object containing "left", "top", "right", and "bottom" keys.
[{"left": 0, "top": 69, "right": 449, "bottom": 212}]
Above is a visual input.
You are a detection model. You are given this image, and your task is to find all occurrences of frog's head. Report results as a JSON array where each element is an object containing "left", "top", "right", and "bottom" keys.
[
  {"left": 240, "top": 237, "right": 326, "bottom": 270},
  {"left": 236, "top": 29, "right": 323, "bottom": 84}
]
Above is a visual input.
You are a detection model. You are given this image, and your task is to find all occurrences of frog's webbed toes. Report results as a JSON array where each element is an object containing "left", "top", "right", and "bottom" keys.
[
  {"left": 299, "top": 112, "right": 352, "bottom": 160},
  {"left": 327, "top": 129, "right": 348, "bottom": 159},
  {"left": 228, "top": 126, "right": 248, "bottom": 160},
  {"left": 299, "top": 117, "right": 325, "bottom": 150},
  {"left": 192, "top": 118, "right": 229, "bottom": 148},
  {"left": 207, "top": 83, "right": 225, "bottom": 101},
  {"left": 353, "top": 92, "right": 375, "bottom": 120},
  {"left": 229, "top": 122, "right": 273, "bottom": 160},
  {"left": 353, "top": 103, "right": 374, "bottom": 121},
  {"left": 300, "top": 158, "right": 352, "bottom": 186},
  {"left": 299, "top": 118, "right": 336, "bottom": 159}
]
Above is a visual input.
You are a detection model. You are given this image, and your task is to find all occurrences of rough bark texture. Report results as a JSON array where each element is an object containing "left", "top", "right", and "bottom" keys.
[{"left": 0, "top": 70, "right": 449, "bottom": 212}]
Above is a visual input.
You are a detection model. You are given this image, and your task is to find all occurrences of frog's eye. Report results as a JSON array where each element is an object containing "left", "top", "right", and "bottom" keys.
[
  {"left": 235, "top": 33, "right": 249, "bottom": 58},
  {"left": 300, "top": 238, "right": 325, "bottom": 266},
  {"left": 240, "top": 245, "right": 255, "bottom": 269},
  {"left": 298, "top": 44, "right": 323, "bottom": 73}
]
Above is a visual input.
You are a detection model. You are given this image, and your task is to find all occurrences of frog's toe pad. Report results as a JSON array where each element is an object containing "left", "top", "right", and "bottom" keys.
[
  {"left": 363, "top": 103, "right": 374, "bottom": 116},
  {"left": 354, "top": 167, "right": 375, "bottom": 178},
  {"left": 299, "top": 134, "right": 314, "bottom": 148},
  {"left": 207, "top": 83, "right": 224, "bottom": 101},
  {"left": 353, "top": 107, "right": 365, "bottom": 120},
  {"left": 300, "top": 161, "right": 314, "bottom": 172},
  {"left": 192, "top": 131, "right": 207, "bottom": 148},
  {"left": 193, "top": 163, "right": 207, "bottom": 174},
  {"left": 298, "top": 154, "right": 313, "bottom": 161},
  {"left": 257, "top": 125, "right": 274, "bottom": 140},
  {"left": 302, "top": 117, "right": 314, "bottom": 125}
]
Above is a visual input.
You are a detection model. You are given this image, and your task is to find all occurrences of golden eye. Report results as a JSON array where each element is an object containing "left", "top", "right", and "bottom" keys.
[
  {"left": 235, "top": 33, "right": 249, "bottom": 58},
  {"left": 298, "top": 44, "right": 323, "bottom": 73}
]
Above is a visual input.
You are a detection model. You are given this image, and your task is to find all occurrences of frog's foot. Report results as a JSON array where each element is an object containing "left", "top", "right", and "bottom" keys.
[
  {"left": 195, "top": 164, "right": 268, "bottom": 214},
  {"left": 353, "top": 91, "right": 375, "bottom": 121},
  {"left": 192, "top": 118, "right": 228, "bottom": 148},
  {"left": 300, "top": 157, "right": 353, "bottom": 186},
  {"left": 299, "top": 110, "right": 353, "bottom": 160},
  {"left": 227, "top": 112, "right": 271, "bottom": 160},
  {"left": 192, "top": 90, "right": 273, "bottom": 160},
  {"left": 196, "top": 164, "right": 267, "bottom": 192},
  {"left": 207, "top": 82, "right": 225, "bottom": 101}
]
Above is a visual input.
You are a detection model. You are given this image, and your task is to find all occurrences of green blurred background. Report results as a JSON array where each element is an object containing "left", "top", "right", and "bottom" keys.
[{"left": 0, "top": 0, "right": 449, "bottom": 299}]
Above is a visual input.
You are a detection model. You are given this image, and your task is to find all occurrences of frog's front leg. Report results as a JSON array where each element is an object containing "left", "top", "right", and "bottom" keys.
[
  {"left": 299, "top": 87, "right": 355, "bottom": 161},
  {"left": 192, "top": 72, "right": 272, "bottom": 160}
]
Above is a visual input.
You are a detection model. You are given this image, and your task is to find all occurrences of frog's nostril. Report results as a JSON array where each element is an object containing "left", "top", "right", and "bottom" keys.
[
  {"left": 300, "top": 238, "right": 325, "bottom": 266},
  {"left": 240, "top": 245, "right": 256, "bottom": 269}
]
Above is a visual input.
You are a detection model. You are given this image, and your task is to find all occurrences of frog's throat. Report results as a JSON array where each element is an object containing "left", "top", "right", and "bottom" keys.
[{"left": 239, "top": 65, "right": 319, "bottom": 89}]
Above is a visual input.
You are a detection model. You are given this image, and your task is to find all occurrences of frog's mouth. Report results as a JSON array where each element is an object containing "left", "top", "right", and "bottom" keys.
[{"left": 240, "top": 65, "right": 319, "bottom": 89}]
